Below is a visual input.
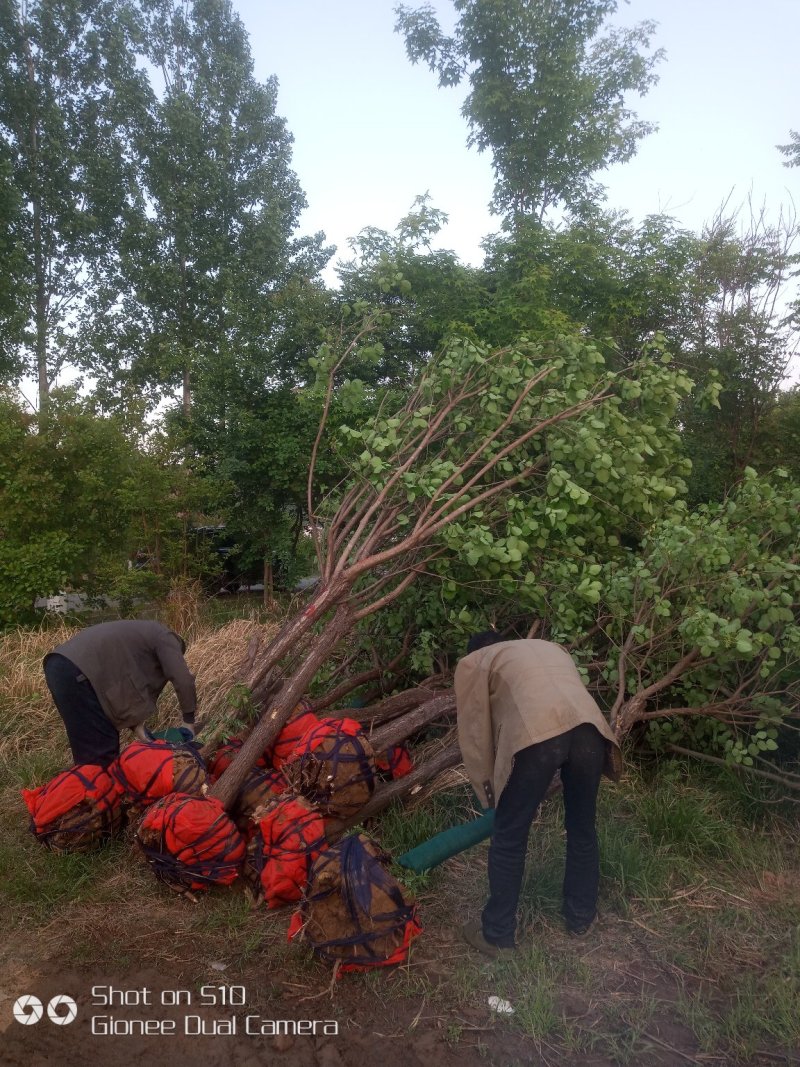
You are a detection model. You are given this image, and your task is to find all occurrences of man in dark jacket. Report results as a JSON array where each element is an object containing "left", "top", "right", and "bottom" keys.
[{"left": 43, "top": 620, "right": 197, "bottom": 766}]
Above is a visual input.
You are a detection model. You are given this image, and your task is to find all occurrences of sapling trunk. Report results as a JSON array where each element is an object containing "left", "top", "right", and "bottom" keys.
[
  {"left": 344, "top": 684, "right": 449, "bottom": 727},
  {"left": 367, "top": 694, "right": 456, "bottom": 752},
  {"left": 210, "top": 606, "right": 353, "bottom": 809}
]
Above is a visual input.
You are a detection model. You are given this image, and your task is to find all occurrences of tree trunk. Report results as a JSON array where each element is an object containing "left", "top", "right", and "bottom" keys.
[
  {"left": 182, "top": 363, "right": 191, "bottom": 419},
  {"left": 210, "top": 604, "right": 354, "bottom": 809},
  {"left": 228, "top": 580, "right": 347, "bottom": 712},
  {"left": 20, "top": 18, "right": 47, "bottom": 415},
  {"left": 367, "top": 694, "right": 456, "bottom": 752},
  {"left": 263, "top": 559, "right": 273, "bottom": 607}
]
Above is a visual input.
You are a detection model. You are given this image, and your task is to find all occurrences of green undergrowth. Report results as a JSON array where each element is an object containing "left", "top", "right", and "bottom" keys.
[{"left": 369, "top": 760, "right": 800, "bottom": 1062}]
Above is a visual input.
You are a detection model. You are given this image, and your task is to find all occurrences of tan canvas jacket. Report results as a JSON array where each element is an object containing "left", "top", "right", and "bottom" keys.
[
  {"left": 46, "top": 620, "right": 197, "bottom": 731},
  {"left": 454, "top": 639, "right": 622, "bottom": 809}
]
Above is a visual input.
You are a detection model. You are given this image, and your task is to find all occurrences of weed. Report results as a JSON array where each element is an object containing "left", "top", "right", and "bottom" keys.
[
  {"left": 445, "top": 1021, "right": 462, "bottom": 1045},
  {"left": 638, "top": 786, "right": 739, "bottom": 860}
]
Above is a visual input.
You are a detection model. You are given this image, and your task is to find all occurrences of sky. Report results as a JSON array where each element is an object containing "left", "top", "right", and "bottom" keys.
[
  {"left": 25, "top": 0, "right": 800, "bottom": 405},
  {"left": 231, "top": 0, "right": 800, "bottom": 274}
]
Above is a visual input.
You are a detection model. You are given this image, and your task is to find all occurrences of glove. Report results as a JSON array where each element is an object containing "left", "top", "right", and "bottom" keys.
[
  {"left": 179, "top": 722, "right": 196, "bottom": 740},
  {"left": 134, "top": 723, "right": 155, "bottom": 743}
]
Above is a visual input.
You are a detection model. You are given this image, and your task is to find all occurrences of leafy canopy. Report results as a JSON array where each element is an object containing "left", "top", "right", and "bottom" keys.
[{"left": 395, "top": 0, "right": 663, "bottom": 219}]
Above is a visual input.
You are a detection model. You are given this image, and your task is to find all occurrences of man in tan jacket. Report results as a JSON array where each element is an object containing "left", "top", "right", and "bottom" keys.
[
  {"left": 454, "top": 631, "right": 621, "bottom": 956},
  {"left": 44, "top": 620, "right": 197, "bottom": 766}
]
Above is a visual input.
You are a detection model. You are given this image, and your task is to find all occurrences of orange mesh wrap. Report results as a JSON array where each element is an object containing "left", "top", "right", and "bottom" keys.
[
  {"left": 21, "top": 765, "right": 124, "bottom": 851},
  {"left": 376, "top": 743, "right": 414, "bottom": 780},
  {"left": 264, "top": 702, "right": 318, "bottom": 769},
  {"left": 249, "top": 796, "right": 328, "bottom": 908},
  {"left": 136, "top": 793, "right": 245, "bottom": 891},
  {"left": 207, "top": 736, "right": 267, "bottom": 782},
  {"left": 112, "top": 741, "right": 206, "bottom": 805}
]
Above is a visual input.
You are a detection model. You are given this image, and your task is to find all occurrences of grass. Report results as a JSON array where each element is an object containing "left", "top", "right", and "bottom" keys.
[{"left": 1, "top": 615, "right": 799, "bottom": 1064}]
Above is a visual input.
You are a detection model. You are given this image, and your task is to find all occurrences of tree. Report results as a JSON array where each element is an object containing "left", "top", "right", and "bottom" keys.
[
  {"left": 478, "top": 205, "right": 798, "bottom": 501},
  {"left": 678, "top": 206, "right": 798, "bottom": 502},
  {"left": 479, "top": 210, "right": 701, "bottom": 358},
  {"left": 199, "top": 388, "right": 343, "bottom": 600},
  {"left": 751, "top": 388, "right": 800, "bottom": 480},
  {"left": 0, "top": 390, "right": 151, "bottom": 625},
  {"left": 355, "top": 333, "right": 696, "bottom": 675},
  {"left": 0, "top": 0, "right": 150, "bottom": 411},
  {"left": 0, "top": 156, "right": 28, "bottom": 381},
  {"left": 336, "top": 195, "right": 487, "bottom": 385},
  {"left": 87, "top": 0, "right": 330, "bottom": 419},
  {"left": 395, "top": 0, "right": 663, "bottom": 220},
  {"left": 207, "top": 327, "right": 693, "bottom": 806},
  {"left": 593, "top": 471, "right": 800, "bottom": 772},
  {"left": 0, "top": 387, "right": 226, "bottom": 626}
]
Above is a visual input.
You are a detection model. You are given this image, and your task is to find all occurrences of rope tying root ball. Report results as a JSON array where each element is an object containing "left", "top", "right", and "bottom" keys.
[
  {"left": 135, "top": 793, "right": 245, "bottom": 891},
  {"left": 21, "top": 764, "right": 125, "bottom": 853},
  {"left": 283, "top": 718, "right": 376, "bottom": 818},
  {"left": 288, "top": 834, "right": 421, "bottom": 972}
]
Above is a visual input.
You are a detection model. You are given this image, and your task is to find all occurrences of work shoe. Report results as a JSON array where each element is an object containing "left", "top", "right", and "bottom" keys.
[
  {"left": 566, "top": 918, "right": 595, "bottom": 938},
  {"left": 462, "top": 920, "right": 516, "bottom": 959}
]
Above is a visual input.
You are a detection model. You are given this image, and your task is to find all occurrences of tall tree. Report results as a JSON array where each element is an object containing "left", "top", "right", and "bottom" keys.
[
  {"left": 0, "top": 0, "right": 149, "bottom": 411},
  {"left": 0, "top": 155, "right": 27, "bottom": 381},
  {"left": 336, "top": 195, "right": 486, "bottom": 384},
  {"left": 88, "top": 0, "right": 330, "bottom": 420},
  {"left": 395, "top": 0, "right": 663, "bottom": 221},
  {"left": 678, "top": 206, "right": 798, "bottom": 501}
]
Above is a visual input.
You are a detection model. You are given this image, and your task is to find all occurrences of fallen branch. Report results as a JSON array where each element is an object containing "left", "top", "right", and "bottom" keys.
[{"left": 665, "top": 744, "right": 800, "bottom": 793}]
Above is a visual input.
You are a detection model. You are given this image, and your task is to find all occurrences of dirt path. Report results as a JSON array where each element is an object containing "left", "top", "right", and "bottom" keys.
[{"left": 0, "top": 909, "right": 712, "bottom": 1067}]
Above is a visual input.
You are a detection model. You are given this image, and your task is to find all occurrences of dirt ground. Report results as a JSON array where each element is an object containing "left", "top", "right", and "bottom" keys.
[{"left": 0, "top": 896, "right": 742, "bottom": 1067}]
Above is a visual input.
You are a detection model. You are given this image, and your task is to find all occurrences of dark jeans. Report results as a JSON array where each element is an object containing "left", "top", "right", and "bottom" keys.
[
  {"left": 44, "top": 653, "right": 120, "bottom": 766},
  {"left": 482, "top": 723, "right": 606, "bottom": 946}
]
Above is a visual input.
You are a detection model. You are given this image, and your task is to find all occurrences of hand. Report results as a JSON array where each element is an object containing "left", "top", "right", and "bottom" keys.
[
  {"left": 180, "top": 721, "right": 196, "bottom": 739},
  {"left": 134, "top": 723, "right": 151, "bottom": 742}
]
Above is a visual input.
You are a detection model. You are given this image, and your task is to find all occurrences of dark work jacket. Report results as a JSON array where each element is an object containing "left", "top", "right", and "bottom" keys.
[{"left": 45, "top": 620, "right": 196, "bottom": 731}]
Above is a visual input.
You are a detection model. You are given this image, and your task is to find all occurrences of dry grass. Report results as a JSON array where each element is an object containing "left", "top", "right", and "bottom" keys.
[
  {"left": 0, "top": 616, "right": 280, "bottom": 762},
  {"left": 409, "top": 764, "right": 472, "bottom": 807},
  {"left": 0, "top": 622, "right": 78, "bottom": 760}
]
